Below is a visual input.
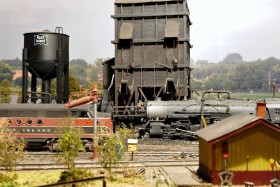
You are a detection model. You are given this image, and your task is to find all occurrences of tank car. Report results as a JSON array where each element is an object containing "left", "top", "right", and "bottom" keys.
[{"left": 0, "top": 103, "right": 113, "bottom": 150}]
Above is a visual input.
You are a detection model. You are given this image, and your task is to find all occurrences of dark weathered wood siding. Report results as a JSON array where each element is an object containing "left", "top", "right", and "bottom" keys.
[{"left": 112, "top": 0, "right": 191, "bottom": 116}]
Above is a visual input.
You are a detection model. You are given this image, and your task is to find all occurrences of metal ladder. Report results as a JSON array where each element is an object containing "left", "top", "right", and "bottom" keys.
[{"left": 55, "top": 27, "right": 64, "bottom": 103}]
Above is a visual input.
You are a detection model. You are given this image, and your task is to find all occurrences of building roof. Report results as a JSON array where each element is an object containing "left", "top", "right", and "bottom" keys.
[
  {"left": 13, "top": 70, "right": 31, "bottom": 80},
  {"left": 195, "top": 114, "right": 280, "bottom": 145},
  {"left": 115, "top": 0, "right": 183, "bottom": 4}
]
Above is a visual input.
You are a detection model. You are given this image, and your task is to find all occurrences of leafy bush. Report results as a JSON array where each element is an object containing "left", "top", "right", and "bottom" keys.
[
  {"left": 97, "top": 128, "right": 138, "bottom": 176},
  {"left": 58, "top": 168, "right": 95, "bottom": 183},
  {"left": 97, "top": 134, "right": 123, "bottom": 175},
  {"left": 0, "top": 80, "right": 12, "bottom": 103},
  {"left": 56, "top": 121, "right": 85, "bottom": 171},
  {"left": 0, "top": 119, "right": 25, "bottom": 185},
  {"left": 0, "top": 172, "right": 18, "bottom": 187}
]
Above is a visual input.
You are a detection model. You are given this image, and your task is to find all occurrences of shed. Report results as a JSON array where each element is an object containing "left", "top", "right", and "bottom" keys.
[{"left": 195, "top": 114, "right": 280, "bottom": 185}]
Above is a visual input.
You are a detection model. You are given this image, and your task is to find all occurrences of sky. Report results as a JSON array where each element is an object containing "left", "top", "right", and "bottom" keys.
[{"left": 0, "top": 0, "right": 279, "bottom": 63}]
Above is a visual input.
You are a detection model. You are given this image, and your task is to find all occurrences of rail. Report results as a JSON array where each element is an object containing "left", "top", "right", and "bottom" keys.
[{"left": 37, "top": 176, "right": 106, "bottom": 187}]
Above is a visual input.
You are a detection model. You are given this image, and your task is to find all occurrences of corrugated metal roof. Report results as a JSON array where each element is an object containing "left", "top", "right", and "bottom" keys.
[
  {"left": 165, "top": 20, "right": 179, "bottom": 38},
  {"left": 115, "top": 0, "right": 183, "bottom": 4},
  {"left": 195, "top": 114, "right": 262, "bottom": 143}
]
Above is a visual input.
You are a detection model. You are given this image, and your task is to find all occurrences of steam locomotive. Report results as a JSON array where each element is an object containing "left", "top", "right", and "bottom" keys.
[
  {"left": 139, "top": 97, "right": 280, "bottom": 139},
  {"left": 99, "top": 89, "right": 280, "bottom": 140}
]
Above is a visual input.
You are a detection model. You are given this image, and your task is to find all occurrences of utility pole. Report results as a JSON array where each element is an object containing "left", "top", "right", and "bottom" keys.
[
  {"left": 272, "top": 79, "right": 276, "bottom": 99},
  {"left": 269, "top": 71, "right": 271, "bottom": 92}
]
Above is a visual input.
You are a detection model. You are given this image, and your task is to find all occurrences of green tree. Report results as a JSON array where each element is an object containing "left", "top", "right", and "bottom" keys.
[
  {"left": 2, "top": 58, "right": 21, "bottom": 69},
  {"left": 221, "top": 76, "right": 235, "bottom": 91},
  {"left": 69, "top": 60, "right": 88, "bottom": 87},
  {"left": 0, "top": 79, "right": 12, "bottom": 103},
  {"left": 13, "top": 77, "right": 22, "bottom": 87},
  {"left": 204, "top": 74, "right": 222, "bottom": 90},
  {"left": 192, "top": 56, "right": 280, "bottom": 93},
  {"left": 87, "top": 58, "right": 106, "bottom": 83},
  {"left": 222, "top": 53, "right": 243, "bottom": 64},
  {"left": 0, "top": 119, "right": 25, "bottom": 184},
  {"left": 97, "top": 128, "right": 137, "bottom": 176},
  {"left": 56, "top": 121, "right": 85, "bottom": 171},
  {"left": 97, "top": 134, "right": 123, "bottom": 175},
  {"left": 55, "top": 120, "right": 97, "bottom": 183},
  {"left": 195, "top": 59, "right": 209, "bottom": 66},
  {"left": 68, "top": 75, "right": 81, "bottom": 94},
  {"left": 70, "top": 59, "right": 88, "bottom": 69},
  {"left": 0, "top": 62, "right": 14, "bottom": 83}
]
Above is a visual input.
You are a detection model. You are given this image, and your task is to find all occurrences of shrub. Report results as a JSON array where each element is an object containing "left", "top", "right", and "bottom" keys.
[
  {"left": 58, "top": 168, "right": 95, "bottom": 183},
  {"left": 97, "top": 134, "right": 123, "bottom": 175},
  {"left": 0, "top": 119, "right": 25, "bottom": 184},
  {"left": 56, "top": 121, "right": 85, "bottom": 171},
  {"left": 97, "top": 128, "right": 138, "bottom": 176}
]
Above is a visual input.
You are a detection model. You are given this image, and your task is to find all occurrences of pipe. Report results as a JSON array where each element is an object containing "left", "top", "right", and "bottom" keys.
[
  {"left": 64, "top": 95, "right": 97, "bottom": 109},
  {"left": 256, "top": 102, "right": 266, "bottom": 118},
  {"left": 200, "top": 90, "right": 231, "bottom": 128}
]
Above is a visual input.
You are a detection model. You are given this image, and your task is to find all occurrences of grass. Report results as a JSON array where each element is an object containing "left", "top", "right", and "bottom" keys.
[
  {"left": 5, "top": 170, "right": 61, "bottom": 187},
  {"left": 2, "top": 170, "right": 155, "bottom": 187},
  {"left": 231, "top": 92, "right": 280, "bottom": 100},
  {"left": 192, "top": 91, "right": 280, "bottom": 100}
]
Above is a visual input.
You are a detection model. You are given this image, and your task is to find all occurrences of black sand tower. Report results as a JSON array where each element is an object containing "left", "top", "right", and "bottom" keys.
[{"left": 22, "top": 27, "right": 69, "bottom": 103}]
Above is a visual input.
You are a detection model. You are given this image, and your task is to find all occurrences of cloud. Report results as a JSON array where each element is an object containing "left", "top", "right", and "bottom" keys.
[
  {"left": 0, "top": 10, "right": 37, "bottom": 26},
  {"left": 189, "top": 0, "right": 280, "bottom": 62},
  {"left": 0, "top": 0, "right": 115, "bottom": 62},
  {"left": 1, "top": 0, "right": 280, "bottom": 62}
]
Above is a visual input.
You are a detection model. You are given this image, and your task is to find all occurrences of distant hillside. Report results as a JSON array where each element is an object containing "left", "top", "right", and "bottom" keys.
[
  {"left": 2, "top": 58, "right": 21, "bottom": 69},
  {"left": 192, "top": 56, "right": 280, "bottom": 92}
]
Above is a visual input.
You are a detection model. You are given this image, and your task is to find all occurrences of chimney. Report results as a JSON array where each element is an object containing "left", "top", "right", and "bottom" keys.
[{"left": 256, "top": 102, "right": 266, "bottom": 118}]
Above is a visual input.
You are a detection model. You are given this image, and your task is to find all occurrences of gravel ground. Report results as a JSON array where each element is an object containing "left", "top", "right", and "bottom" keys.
[
  {"left": 137, "top": 138, "right": 198, "bottom": 152},
  {"left": 21, "top": 139, "right": 199, "bottom": 164}
]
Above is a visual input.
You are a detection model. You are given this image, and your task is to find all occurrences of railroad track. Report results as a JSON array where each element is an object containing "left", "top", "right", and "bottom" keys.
[
  {"left": 10, "top": 160, "right": 208, "bottom": 186},
  {"left": 6, "top": 159, "right": 207, "bottom": 186},
  {"left": 4, "top": 150, "right": 199, "bottom": 171},
  {"left": 8, "top": 146, "right": 208, "bottom": 186},
  {"left": 26, "top": 151, "right": 198, "bottom": 157},
  {"left": 23, "top": 151, "right": 198, "bottom": 164},
  {"left": 6, "top": 140, "right": 205, "bottom": 186},
  {"left": 3, "top": 159, "right": 198, "bottom": 171}
]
